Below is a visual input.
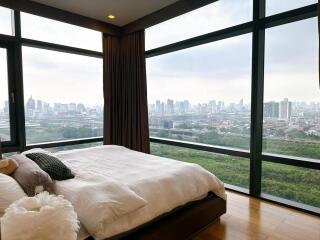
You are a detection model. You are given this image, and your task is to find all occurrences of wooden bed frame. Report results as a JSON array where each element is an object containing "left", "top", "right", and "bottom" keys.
[{"left": 86, "top": 192, "right": 226, "bottom": 240}]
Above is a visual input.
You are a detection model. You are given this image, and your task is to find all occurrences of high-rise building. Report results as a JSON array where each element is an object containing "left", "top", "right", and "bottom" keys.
[
  {"left": 26, "top": 96, "right": 36, "bottom": 116},
  {"left": 36, "top": 100, "right": 43, "bottom": 112},
  {"left": 155, "top": 100, "right": 161, "bottom": 113},
  {"left": 69, "top": 103, "right": 77, "bottom": 112},
  {"left": 166, "top": 99, "right": 174, "bottom": 114},
  {"left": 209, "top": 100, "right": 217, "bottom": 113},
  {"left": 279, "top": 98, "right": 292, "bottom": 120},
  {"left": 77, "top": 103, "right": 86, "bottom": 113},
  {"left": 239, "top": 99, "right": 244, "bottom": 107},
  {"left": 160, "top": 102, "right": 165, "bottom": 116},
  {"left": 43, "top": 102, "right": 50, "bottom": 113},
  {"left": 264, "top": 101, "right": 279, "bottom": 119},
  {"left": 4, "top": 101, "right": 9, "bottom": 113},
  {"left": 183, "top": 100, "right": 190, "bottom": 113}
]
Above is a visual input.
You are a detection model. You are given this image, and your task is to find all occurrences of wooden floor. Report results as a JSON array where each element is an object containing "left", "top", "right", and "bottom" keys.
[{"left": 193, "top": 191, "right": 320, "bottom": 240}]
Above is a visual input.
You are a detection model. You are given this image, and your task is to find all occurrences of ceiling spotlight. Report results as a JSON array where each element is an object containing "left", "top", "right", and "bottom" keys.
[{"left": 107, "top": 15, "right": 115, "bottom": 20}]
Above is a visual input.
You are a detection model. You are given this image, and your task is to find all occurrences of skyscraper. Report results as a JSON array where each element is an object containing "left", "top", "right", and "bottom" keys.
[
  {"left": 279, "top": 98, "right": 292, "bottom": 120},
  {"left": 155, "top": 100, "right": 161, "bottom": 113},
  {"left": 26, "top": 96, "right": 36, "bottom": 116},
  {"left": 264, "top": 101, "right": 279, "bottom": 119},
  {"left": 4, "top": 101, "right": 9, "bottom": 113},
  {"left": 37, "top": 100, "right": 43, "bottom": 112},
  {"left": 166, "top": 99, "right": 174, "bottom": 114}
]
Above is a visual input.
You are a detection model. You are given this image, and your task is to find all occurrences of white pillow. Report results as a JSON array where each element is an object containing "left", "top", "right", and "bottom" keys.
[{"left": 0, "top": 174, "right": 26, "bottom": 213}]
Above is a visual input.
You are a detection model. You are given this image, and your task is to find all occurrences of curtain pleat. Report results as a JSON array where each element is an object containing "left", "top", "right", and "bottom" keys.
[{"left": 103, "top": 31, "right": 150, "bottom": 153}]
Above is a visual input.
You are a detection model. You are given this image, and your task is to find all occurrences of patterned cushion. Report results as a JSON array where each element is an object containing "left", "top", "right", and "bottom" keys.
[{"left": 26, "top": 153, "right": 74, "bottom": 181}]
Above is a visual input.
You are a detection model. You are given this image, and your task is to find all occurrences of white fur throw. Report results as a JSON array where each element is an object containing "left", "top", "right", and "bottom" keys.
[{"left": 1, "top": 192, "right": 79, "bottom": 240}]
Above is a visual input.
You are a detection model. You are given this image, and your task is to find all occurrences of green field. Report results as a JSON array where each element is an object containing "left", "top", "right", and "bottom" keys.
[
  {"left": 154, "top": 129, "right": 320, "bottom": 159},
  {"left": 150, "top": 143, "right": 320, "bottom": 208}
]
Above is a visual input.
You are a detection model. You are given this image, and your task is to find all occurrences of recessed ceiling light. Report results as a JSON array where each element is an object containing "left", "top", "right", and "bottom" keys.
[{"left": 107, "top": 15, "right": 116, "bottom": 20}]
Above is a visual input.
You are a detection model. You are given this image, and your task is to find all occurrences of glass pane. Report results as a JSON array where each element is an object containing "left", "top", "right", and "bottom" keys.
[
  {"left": 0, "top": 6, "right": 12, "bottom": 35},
  {"left": 46, "top": 142, "right": 103, "bottom": 152},
  {"left": 147, "top": 34, "right": 252, "bottom": 150},
  {"left": 262, "top": 161, "right": 320, "bottom": 208},
  {"left": 21, "top": 12, "right": 102, "bottom": 52},
  {"left": 0, "top": 48, "right": 11, "bottom": 142},
  {"left": 145, "top": 0, "right": 252, "bottom": 50},
  {"left": 267, "top": 0, "right": 317, "bottom": 16},
  {"left": 151, "top": 143, "right": 249, "bottom": 188},
  {"left": 22, "top": 47, "right": 103, "bottom": 145},
  {"left": 263, "top": 18, "right": 319, "bottom": 160}
]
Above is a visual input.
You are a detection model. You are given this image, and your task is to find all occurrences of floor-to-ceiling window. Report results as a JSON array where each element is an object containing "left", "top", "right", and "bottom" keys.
[
  {"left": 0, "top": 47, "right": 11, "bottom": 142},
  {"left": 0, "top": 6, "right": 15, "bottom": 146},
  {"left": 146, "top": 0, "right": 320, "bottom": 213},
  {"left": 0, "top": 8, "right": 104, "bottom": 152}
]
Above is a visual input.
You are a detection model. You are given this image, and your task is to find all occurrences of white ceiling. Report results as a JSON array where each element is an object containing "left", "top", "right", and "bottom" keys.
[{"left": 32, "top": 0, "right": 179, "bottom": 26}]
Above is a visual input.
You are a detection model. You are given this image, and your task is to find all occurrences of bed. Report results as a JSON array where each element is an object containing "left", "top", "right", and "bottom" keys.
[{"left": 52, "top": 145, "right": 227, "bottom": 240}]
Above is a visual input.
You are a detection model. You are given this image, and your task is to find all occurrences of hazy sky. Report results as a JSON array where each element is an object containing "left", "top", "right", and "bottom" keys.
[
  {"left": 0, "top": 9, "right": 103, "bottom": 109},
  {"left": 146, "top": 0, "right": 319, "bottom": 104},
  {"left": 22, "top": 46, "right": 103, "bottom": 107},
  {"left": 0, "top": 48, "right": 9, "bottom": 109},
  {"left": 0, "top": 0, "right": 319, "bottom": 110}
]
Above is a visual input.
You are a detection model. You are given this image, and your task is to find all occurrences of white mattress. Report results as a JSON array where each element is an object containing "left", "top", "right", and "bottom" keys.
[{"left": 54, "top": 145, "right": 226, "bottom": 240}]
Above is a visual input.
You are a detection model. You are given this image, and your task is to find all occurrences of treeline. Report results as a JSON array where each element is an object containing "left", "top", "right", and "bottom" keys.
[{"left": 150, "top": 143, "right": 320, "bottom": 208}]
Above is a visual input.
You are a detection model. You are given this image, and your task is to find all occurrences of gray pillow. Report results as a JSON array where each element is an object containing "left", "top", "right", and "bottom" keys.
[{"left": 11, "top": 154, "right": 54, "bottom": 196}]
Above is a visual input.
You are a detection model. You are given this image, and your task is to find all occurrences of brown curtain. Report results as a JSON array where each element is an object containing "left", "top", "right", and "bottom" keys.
[{"left": 103, "top": 31, "right": 150, "bottom": 153}]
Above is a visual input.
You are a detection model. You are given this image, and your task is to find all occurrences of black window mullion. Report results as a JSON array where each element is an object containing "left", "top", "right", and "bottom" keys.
[
  {"left": 249, "top": 0, "right": 266, "bottom": 197},
  {"left": 12, "top": 10, "right": 26, "bottom": 152}
]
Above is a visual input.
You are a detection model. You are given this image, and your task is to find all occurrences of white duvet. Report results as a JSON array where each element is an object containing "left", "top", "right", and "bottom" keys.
[{"left": 54, "top": 145, "right": 226, "bottom": 240}]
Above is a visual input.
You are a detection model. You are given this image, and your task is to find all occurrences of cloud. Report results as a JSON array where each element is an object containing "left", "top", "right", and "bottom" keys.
[
  {"left": 22, "top": 47, "right": 103, "bottom": 106},
  {"left": 146, "top": 0, "right": 319, "bottom": 104},
  {"left": 1, "top": 0, "right": 319, "bottom": 111}
]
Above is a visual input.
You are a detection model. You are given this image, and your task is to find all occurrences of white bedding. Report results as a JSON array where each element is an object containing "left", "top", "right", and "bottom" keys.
[{"left": 54, "top": 145, "right": 226, "bottom": 240}]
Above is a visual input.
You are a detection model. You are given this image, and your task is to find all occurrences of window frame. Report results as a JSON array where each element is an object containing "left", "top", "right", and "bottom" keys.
[
  {"left": 0, "top": 41, "right": 18, "bottom": 148},
  {"left": 145, "top": 0, "right": 319, "bottom": 215},
  {"left": 0, "top": 0, "right": 319, "bottom": 215},
  {"left": 0, "top": 10, "right": 103, "bottom": 153}
]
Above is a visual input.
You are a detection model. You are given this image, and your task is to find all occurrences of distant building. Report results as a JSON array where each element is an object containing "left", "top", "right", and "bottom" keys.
[
  {"left": 26, "top": 96, "right": 36, "bottom": 116},
  {"left": 163, "top": 120, "right": 173, "bottom": 129},
  {"left": 166, "top": 99, "right": 174, "bottom": 114},
  {"left": 43, "top": 102, "right": 50, "bottom": 113},
  {"left": 37, "top": 100, "right": 43, "bottom": 112},
  {"left": 279, "top": 98, "right": 292, "bottom": 120},
  {"left": 160, "top": 103, "right": 165, "bottom": 116},
  {"left": 209, "top": 100, "right": 217, "bottom": 113},
  {"left": 155, "top": 100, "right": 161, "bottom": 113},
  {"left": 239, "top": 99, "right": 244, "bottom": 108},
  {"left": 77, "top": 103, "right": 86, "bottom": 113},
  {"left": 183, "top": 100, "right": 190, "bottom": 112},
  {"left": 69, "top": 103, "right": 77, "bottom": 112},
  {"left": 4, "top": 101, "right": 9, "bottom": 113},
  {"left": 264, "top": 101, "right": 279, "bottom": 119}
]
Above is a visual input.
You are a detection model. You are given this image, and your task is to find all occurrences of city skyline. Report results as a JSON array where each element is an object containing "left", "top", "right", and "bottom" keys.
[
  {"left": 2, "top": 96, "right": 320, "bottom": 113},
  {"left": 148, "top": 98, "right": 320, "bottom": 106},
  {"left": 0, "top": 95, "right": 103, "bottom": 114},
  {"left": 2, "top": 2, "right": 320, "bottom": 110}
]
